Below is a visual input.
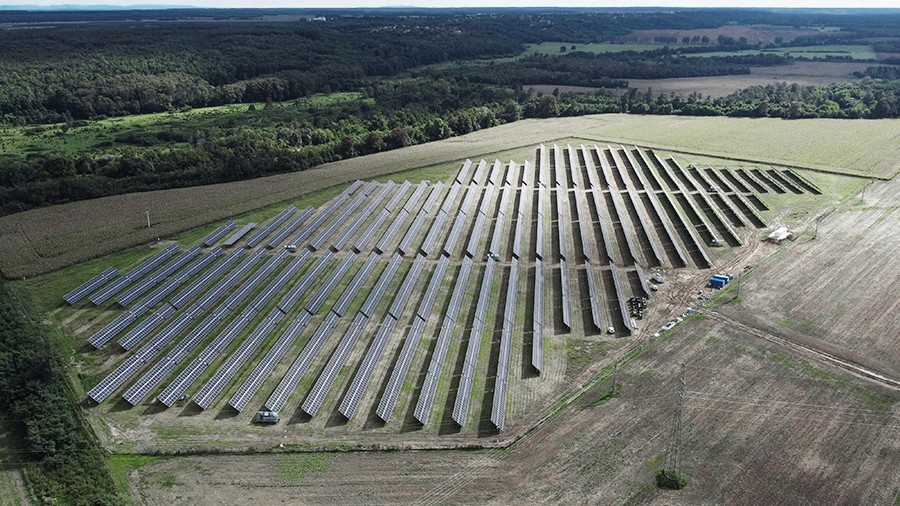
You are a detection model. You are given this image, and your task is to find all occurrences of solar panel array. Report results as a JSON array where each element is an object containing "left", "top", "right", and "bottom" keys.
[
  {"left": 64, "top": 267, "right": 118, "bottom": 305},
  {"left": 222, "top": 222, "right": 256, "bottom": 247},
  {"left": 452, "top": 256, "right": 495, "bottom": 426},
  {"left": 71, "top": 142, "right": 756, "bottom": 431},
  {"left": 491, "top": 258, "right": 519, "bottom": 431},
  {"left": 246, "top": 205, "right": 297, "bottom": 248},
  {"left": 203, "top": 220, "right": 236, "bottom": 247},
  {"left": 414, "top": 256, "right": 472, "bottom": 425},
  {"left": 89, "top": 244, "right": 180, "bottom": 305}
]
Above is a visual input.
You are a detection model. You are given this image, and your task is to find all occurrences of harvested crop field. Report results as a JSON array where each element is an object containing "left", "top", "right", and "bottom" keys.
[
  {"left": 126, "top": 315, "right": 899, "bottom": 505},
  {"left": 714, "top": 175, "right": 900, "bottom": 378}
]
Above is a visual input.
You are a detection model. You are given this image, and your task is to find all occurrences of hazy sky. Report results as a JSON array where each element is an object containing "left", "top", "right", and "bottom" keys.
[{"left": 6, "top": 0, "right": 900, "bottom": 8}]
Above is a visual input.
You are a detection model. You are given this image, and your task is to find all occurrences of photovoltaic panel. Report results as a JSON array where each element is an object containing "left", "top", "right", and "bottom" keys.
[
  {"left": 131, "top": 247, "right": 223, "bottom": 314},
  {"left": 402, "top": 181, "right": 429, "bottom": 214},
  {"left": 170, "top": 248, "right": 246, "bottom": 309},
  {"left": 388, "top": 254, "right": 425, "bottom": 319},
  {"left": 310, "top": 189, "right": 370, "bottom": 250},
  {"left": 375, "top": 209, "right": 409, "bottom": 253},
  {"left": 228, "top": 309, "right": 313, "bottom": 412},
  {"left": 376, "top": 315, "right": 425, "bottom": 422},
  {"left": 360, "top": 253, "right": 403, "bottom": 318},
  {"left": 452, "top": 257, "right": 495, "bottom": 426},
  {"left": 533, "top": 258, "right": 543, "bottom": 373},
  {"left": 339, "top": 314, "right": 397, "bottom": 419},
  {"left": 301, "top": 312, "right": 369, "bottom": 416},
  {"left": 115, "top": 246, "right": 202, "bottom": 307},
  {"left": 560, "top": 260, "right": 572, "bottom": 330},
  {"left": 89, "top": 244, "right": 180, "bottom": 305},
  {"left": 420, "top": 182, "right": 444, "bottom": 214},
  {"left": 584, "top": 262, "right": 603, "bottom": 331},
  {"left": 64, "top": 267, "right": 118, "bottom": 304},
  {"left": 332, "top": 252, "right": 378, "bottom": 316},
  {"left": 354, "top": 208, "right": 391, "bottom": 252},
  {"left": 398, "top": 211, "right": 428, "bottom": 255},
  {"left": 246, "top": 205, "right": 297, "bottom": 247},
  {"left": 223, "top": 222, "right": 256, "bottom": 247},
  {"left": 304, "top": 252, "right": 356, "bottom": 314},
  {"left": 203, "top": 220, "right": 236, "bottom": 247},
  {"left": 332, "top": 182, "right": 395, "bottom": 251},
  {"left": 442, "top": 212, "right": 467, "bottom": 256},
  {"left": 455, "top": 159, "right": 473, "bottom": 184},
  {"left": 265, "top": 311, "right": 341, "bottom": 411},
  {"left": 487, "top": 160, "right": 501, "bottom": 185},
  {"left": 267, "top": 206, "right": 314, "bottom": 248},
  {"left": 416, "top": 255, "right": 449, "bottom": 320},
  {"left": 420, "top": 210, "right": 448, "bottom": 256},
  {"left": 465, "top": 212, "right": 486, "bottom": 257},
  {"left": 439, "top": 183, "right": 462, "bottom": 214},
  {"left": 459, "top": 184, "right": 478, "bottom": 215},
  {"left": 471, "top": 159, "right": 488, "bottom": 185},
  {"left": 609, "top": 263, "right": 635, "bottom": 332},
  {"left": 491, "top": 259, "right": 519, "bottom": 431},
  {"left": 384, "top": 181, "right": 411, "bottom": 212},
  {"left": 117, "top": 303, "right": 175, "bottom": 350}
]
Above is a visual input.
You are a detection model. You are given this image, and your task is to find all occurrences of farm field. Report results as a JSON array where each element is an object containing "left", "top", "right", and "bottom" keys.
[
  {"left": 688, "top": 44, "right": 877, "bottom": 60},
  {"left": 3, "top": 115, "right": 897, "bottom": 281},
  {"left": 715, "top": 175, "right": 900, "bottom": 378},
  {"left": 125, "top": 315, "right": 899, "bottom": 505}
]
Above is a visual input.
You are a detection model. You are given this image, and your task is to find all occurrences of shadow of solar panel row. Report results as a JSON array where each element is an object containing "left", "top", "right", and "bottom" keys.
[
  {"left": 193, "top": 308, "right": 285, "bottom": 409},
  {"left": 222, "top": 222, "right": 256, "bottom": 247},
  {"left": 609, "top": 263, "right": 635, "bottom": 333},
  {"left": 169, "top": 248, "right": 245, "bottom": 310},
  {"left": 86, "top": 249, "right": 264, "bottom": 403},
  {"left": 89, "top": 244, "right": 180, "bottom": 305},
  {"left": 455, "top": 159, "right": 473, "bottom": 184},
  {"left": 64, "top": 267, "right": 118, "bottom": 304},
  {"left": 305, "top": 253, "right": 356, "bottom": 315},
  {"left": 443, "top": 212, "right": 466, "bottom": 257},
  {"left": 132, "top": 247, "right": 223, "bottom": 315},
  {"left": 277, "top": 251, "right": 334, "bottom": 313},
  {"left": 117, "top": 304, "right": 176, "bottom": 351},
  {"left": 332, "top": 252, "right": 378, "bottom": 316},
  {"left": 585, "top": 262, "right": 603, "bottom": 331},
  {"left": 89, "top": 249, "right": 221, "bottom": 349},
  {"left": 246, "top": 205, "right": 298, "bottom": 248},
  {"left": 266, "top": 206, "right": 314, "bottom": 249},
  {"left": 555, "top": 190, "right": 569, "bottom": 261},
  {"left": 491, "top": 258, "right": 519, "bottom": 432},
  {"left": 471, "top": 160, "right": 487, "bottom": 185},
  {"left": 203, "top": 220, "right": 236, "bottom": 247},
  {"left": 466, "top": 212, "right": 487, "bottom": 258},
  {"left": 532, "top": 259, "right": 544, "bottom": 373},
  {"left": 414, "top": 256, "right": 472, "bottom": 425},
  {"left": 439, "top": 183, "right": 462, "bottom": 214},
  {"left": 560, "top": 260, "right": 572, "bottom": 330},
  {"left": 398, "top": 211, "right": 428, "bottom": 255},
  {"left": 452, "top": 257, "right": 495, "bottom": 426},
  {"left": 361, "top": 253, "right": 403, "bottom": 318},
  {"left": 421, "top": 210, "right": 448, "bottom": 256},
  {"left": 145, "top": 251, "right": 290, "bottom": 406},
  {"left": 389, "top": 254, "right": 426, "bottom": 319},
  {"left": 332, "top": 182, "right": 395, "bottom": 251},
  {"left": 384, "top": 180, "right": 411, "bottom": 212},
  {"left": 229, "top": 309, "right": 313, "bottom": 412},
  {"left": 375, "top": 209, "right": 409, "bottom": 254},
  {"left": 265, "top": 311, "right": 340, "bottom": 411},
  {"left": 311, "top": 188, "right": 371, "bottom": 250},
  {"left": 302, "top": 312, "right": 369, "bottom": 416},
  {"left": 487, "top": 160, "right": 501, "bottom": 186},
  {"left": 116, "top": 246, "right": 201, "bottom": 307},
  {"left": 416, "top": 255, "right": 449, "bottom": 320},
  {"left": 339, "top": 314, "right": 397, "bottom": 419},
  {"left": 376, "top": 315, "right": 425, "bottom": 422}
]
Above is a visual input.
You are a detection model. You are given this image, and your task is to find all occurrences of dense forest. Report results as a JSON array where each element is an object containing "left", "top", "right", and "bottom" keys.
[{"left": 0, "top": 7, "right": 899, "bottom": 216}]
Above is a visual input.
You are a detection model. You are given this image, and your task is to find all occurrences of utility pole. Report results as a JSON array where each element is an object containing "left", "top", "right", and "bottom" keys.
[
  {"left": 665, "top": 363, "right": 687, "bottom": 473},
  {"left": 145, "top": 211, "right": 151, "bottom": 230}
]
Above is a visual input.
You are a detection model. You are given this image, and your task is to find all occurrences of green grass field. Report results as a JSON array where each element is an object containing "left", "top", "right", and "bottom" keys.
[
  {"left": 523, "top": 42, "right": 687, "bottom": 56},
  {"left": 687, "top": 44, "right": 876, "bottom": 60}
]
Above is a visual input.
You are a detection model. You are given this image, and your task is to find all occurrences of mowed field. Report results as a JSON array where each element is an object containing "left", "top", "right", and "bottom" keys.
[
  {"left": 125, "top": 315, "right": 899, "bottom": 505},
  {"left": 2, "top": 114, "right": 897, "bottom": 281},
  {"left": 715, "top": 175, "right": 900, "bottom": 378}
]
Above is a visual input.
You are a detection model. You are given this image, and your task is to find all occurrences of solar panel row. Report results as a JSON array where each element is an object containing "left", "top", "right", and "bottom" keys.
[
  {"left": 376, "top": 315, "right": 425, "bottom": 422},
  {"left": 452, "top": 256, "right": 496, "bottom": 426},
  {"left": 443, "top": 212, "right": 467, "bottom": 257},
  {"left": 89, "top": 244, "right": 180, "bottom": 305},
  {"left": 512, "top": 195, "right": 525, "bottom": 259},
  {"left": 354, "top": 208, "right": 392, "bottom": 253},
  {"left": 471, "top": 160, "right": 487, "bottom": 185},
  {"left": 338, "top": 314, "right": 397, "bottom": 419},
  {"left": 116, "top": 246, "right": 202, "bottom": 307},
  {"left": 131, "top": 247, "right": 222, "bottom": 315},
  {"left": 302, "top": 312, "right": 369, "bottom": 416},
  {"left": 86, "top": 249, "right": 265, "bottom": 403},
  {"left": 560, "top": 260, "right": 572, "bottom": 330},
  {"left": 491, "top": 258, "right": 519, "bottom": 432},
  {"left": 203, "top": 220, "right": 236, "bottom": 247},
  {"left": 375, "top": 209, "right": 409, "bottom": 253},
  {"left": 416, "top": 255, "right": 449, "bottom": 320},
  {"left": 487, "top": 159, "right": 501, "bottom": 186},
  {"left": 310, "top": 189, "right": 370, "bottom": 250},
  {"left": 402, "top": 181, "right": 429, "bottom": 214},
  {"left": 414, "top": 256, "right": 472, "bottom": 425},
  {"left": 222, "top": 222, "right": 256, "bottom": 247},
  {"left": 532, "top": 258, "right": 543, "bottom": 373},
  {"left": 64, "top": 267, "right": 118, "bottom": 304},
  {"left": 439, "top": 183, "right": 462, "bottom": 214},
  {"left": 267, "top": 206, "right": 314, "bottom": 249},
  {"left": 170, "top": 248, "right": 245, "bottom": 310},
  {"left": 304, "top": 253, "right": 356, "bottom": 314},
  {"left": 276, "top": 251, "right": 334, "bottom": 313},
  {"left": 455, "top": 160, "right": 473, "bottom": 185},
  {"left": 398, "top": 211, "right": 428, "bottom": 255},
  {"left": 360, "top": 253, "right": 402, "bottom": 318},
  {"left": 228, "top": 309, "right": 313, "bottom": 412},
  {"left": 193, "top": 308, "right": 285, "bottom": 409},
  {"left": 535, "top": 187, "right": 545, "bottom": 260},
  {"left": 574, "top": 192, "right": 596, "bottom": 263},
  {"left": 420, "top": 182, "right": 444, "bottom": 214},
  {"left": 585, "top": 262, "right": 603, "bottom": 331},
  {"left": 332, "top": 252, "right": 378, "bottom": 316},
  {"left": 265, "top": 311, "right": 340, "bottom": 411},
  {"left": 420, "top": 209, "right": 448, "bottom": 256},
  {"left": 459, "top": 184, "right": 478, "bottom": 215},
  {"left": 246, "top": 205, "right": 298, "bottom": 248},
  {"left": 388, "top": 254, "right": 426, "bottom": 319},
  {"left": 117, "top": 303, "right": 176, "bottom": 350},
  {"left": 609, "top": 263, "right": 635, "bottom": 333},
  {"left": 332, "top": 182, "right": 395, "bottom": 251},
  {"left": 466, "top": 212, "right": 487, "bottom": 258},
  {"left": 384, "top": 181, "right": 411, "bottom": 212},
  {"left": 555, "top": 189, "right": 569, "bottom": 261}
]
